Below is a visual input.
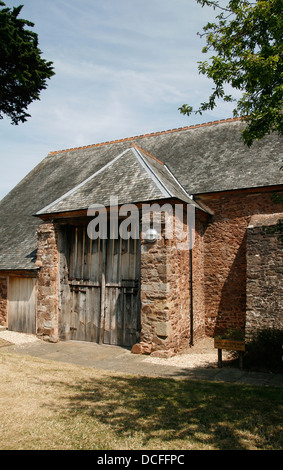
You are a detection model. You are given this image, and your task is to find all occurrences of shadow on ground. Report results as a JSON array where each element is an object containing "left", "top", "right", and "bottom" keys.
[{"left": 44, "top": 373, "right": 283, "bottom": 450}]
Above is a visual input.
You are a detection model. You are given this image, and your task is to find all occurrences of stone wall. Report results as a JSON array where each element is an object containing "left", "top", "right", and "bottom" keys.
[
  {"left": 246, "top": 213, "right": 283, "bottom": 338},
  {"left": 191, "top": 215, "right": 207, "bottom": 342},
  {"left": 0, "top": 276, "right": 7, "bottom": 327},
  {"left": 35, "top": 222, "right": 59, "bottom": 342},
  {"left": 135, "top": 206, "right": 206, "bottom": 356},
  {"left": 163, "top": 218, "right": 191, "bottom": 354},
  {"left": 138, "top": 234, "right": 171, "bottom": 355},
  {"left": 197, "top": 189, "right": 283, "bottom": 337}
]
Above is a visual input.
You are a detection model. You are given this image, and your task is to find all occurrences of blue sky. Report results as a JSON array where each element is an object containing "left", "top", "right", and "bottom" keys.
[{"left": 0, "top": 0, "right": 235, "bottom": 200}]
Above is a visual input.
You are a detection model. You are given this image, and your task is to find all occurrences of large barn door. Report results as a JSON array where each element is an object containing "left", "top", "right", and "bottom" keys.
[
  {"left": 59, "top": 224, "right": 140, "bottom": 347},
  {"left": 8, "top": 277, "right": 36, "bottom": 334},
  {"left": 103, "top": 236, "right": 140, "bottom": 347}
]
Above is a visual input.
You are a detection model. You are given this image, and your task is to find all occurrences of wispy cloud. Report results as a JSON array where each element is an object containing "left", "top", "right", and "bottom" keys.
[{"left": 0, "top": 0, "right": 234, "bottom": 200}]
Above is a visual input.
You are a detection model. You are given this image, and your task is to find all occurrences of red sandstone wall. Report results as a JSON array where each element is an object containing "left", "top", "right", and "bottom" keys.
[
  {"left": 35, "top": 223, "right": 59, "bottom": 342},
  {"left": 139, "top": 236, "right": 170, "bottom": 354},
  {"left": 137, "top": 208, "right": 206, "bottom": 356},
  {"left": 0, "top": 276, "right": 7, "bottom": 327},
  {"left": 246, "top": 214, "right": 283, "bottom": 338},
  {"left": 192, "top": 216, "right": 206, "bottom": 341},
  {"left": 197, "top": 189, "right": 283, "bottom": 337},
  {"left": 165, "top": 232, "right": 191, "bottom": 353}
]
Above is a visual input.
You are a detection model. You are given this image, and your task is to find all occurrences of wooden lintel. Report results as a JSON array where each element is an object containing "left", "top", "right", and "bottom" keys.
[{"left": 0, "top": 270, "right": 38, "bottom": 278}]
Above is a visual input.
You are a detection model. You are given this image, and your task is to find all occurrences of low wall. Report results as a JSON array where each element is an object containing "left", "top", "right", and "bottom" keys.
[
  {"left": 246, "top": 213, "right": 283, "bottom": 338},
  {"left": 197, "top": 190, "right": 283, "bottom": 336}
]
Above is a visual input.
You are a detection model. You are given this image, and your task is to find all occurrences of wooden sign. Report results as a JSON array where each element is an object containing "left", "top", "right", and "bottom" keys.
[{"left": 214, "top": 339, "right": 245, "bottom": 351}]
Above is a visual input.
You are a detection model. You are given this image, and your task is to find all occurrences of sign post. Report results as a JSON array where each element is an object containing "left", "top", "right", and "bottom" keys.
[{"left": 214, "top": 339, "right": 245, "bottom": 370}]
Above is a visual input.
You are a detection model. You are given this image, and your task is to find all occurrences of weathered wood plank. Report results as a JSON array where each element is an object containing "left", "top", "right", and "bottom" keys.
[
  {"left": 99, "top": 238, "right": 106, "bottom": 344},
  {"left": 8, "top": 277, "right": 36, "bottom": 334},
  {"left": 59, "top": 222, "right": 140, "bottom": 347}
]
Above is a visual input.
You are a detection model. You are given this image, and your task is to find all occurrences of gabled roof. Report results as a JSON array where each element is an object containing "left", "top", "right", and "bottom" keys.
[
  {"left": 46, "top": 118, "right": 283, "bottom": 195},
  {"left": 0, "top": 118, "right": 282, "bottom": 271},
  {"left": 36, "top": 145, "right": 199, "bottom": 216}
]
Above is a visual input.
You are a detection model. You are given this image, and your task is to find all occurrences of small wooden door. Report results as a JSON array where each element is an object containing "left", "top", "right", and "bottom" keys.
[
  {"left": 59, "top": 224, "right": 141, "bottom": 347},
  {"left": 8, "top": 277, "right": 36, "bottom": 334}
]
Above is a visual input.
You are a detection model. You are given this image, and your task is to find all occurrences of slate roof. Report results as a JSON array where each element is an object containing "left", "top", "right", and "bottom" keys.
[
  {"left": 0, "top": 118, "right": 282, "bottom": 271},
  {"left": 37, "top": 145, "right": 198, "bottom": 215}
]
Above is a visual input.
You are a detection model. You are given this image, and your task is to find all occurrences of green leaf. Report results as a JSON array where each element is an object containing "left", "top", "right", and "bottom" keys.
[
  {"left": 0, "top": 2, "right": 55, "bottom": 124},
  {"left": 181, "top": 0, "right": 283, "bottom": 145}
]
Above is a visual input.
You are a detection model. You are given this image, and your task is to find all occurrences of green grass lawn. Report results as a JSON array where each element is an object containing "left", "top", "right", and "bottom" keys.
[{"left": 0, "top": 350, "right": 282, "bottom": 450}]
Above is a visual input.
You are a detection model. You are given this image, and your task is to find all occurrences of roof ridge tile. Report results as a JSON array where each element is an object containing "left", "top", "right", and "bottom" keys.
[
  {"left": 48, "top": 117, "right": 242, "bottom": 156},
  {"left": 131, "top": 143, "right": 165, "bottom": 166}
]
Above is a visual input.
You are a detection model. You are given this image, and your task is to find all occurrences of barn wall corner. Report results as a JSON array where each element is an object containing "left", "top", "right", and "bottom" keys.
[{"left": 36, "top": 222, "right": 60, "bottom": 342}]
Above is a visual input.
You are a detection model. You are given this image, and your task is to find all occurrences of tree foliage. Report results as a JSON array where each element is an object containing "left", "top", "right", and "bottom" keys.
[
  {"left": 0, "top": 1, "right": 55, "bottom": 124},
  {"left": 179, "top": 0, "right": 283, "bottom": 146}
]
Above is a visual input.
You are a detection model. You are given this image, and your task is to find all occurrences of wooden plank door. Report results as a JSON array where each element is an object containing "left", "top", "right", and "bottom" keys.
[
  {"left": 8, "top": 277, "right": 36, "bottom": 334},
  {"left": 60, "top": 226, "right": 103, "bottom": 343},
  {"left": 59, "top": 223, "right": 141, "bottom": 347},
  {"left": 103, "top": 235, "right": 140, "bottom": 347}
]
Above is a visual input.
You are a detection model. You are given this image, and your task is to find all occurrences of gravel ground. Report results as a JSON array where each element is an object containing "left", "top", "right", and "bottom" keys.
[
  {"left": 0, "top": 331, "right": 231, "bottom": 368},
  {"left": 0, "top": 330, "right": 40, "bottom": 346},
  {"left": 145, "top": 338, "right": 231, "bottom": 369},
  {"left": 145, "top": 352, "right": 220, "bottom": 369}
]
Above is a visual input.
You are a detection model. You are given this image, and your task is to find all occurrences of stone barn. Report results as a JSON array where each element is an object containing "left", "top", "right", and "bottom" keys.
[{"left": 0, "top": 118, "right": 282, "bottom": 356}]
